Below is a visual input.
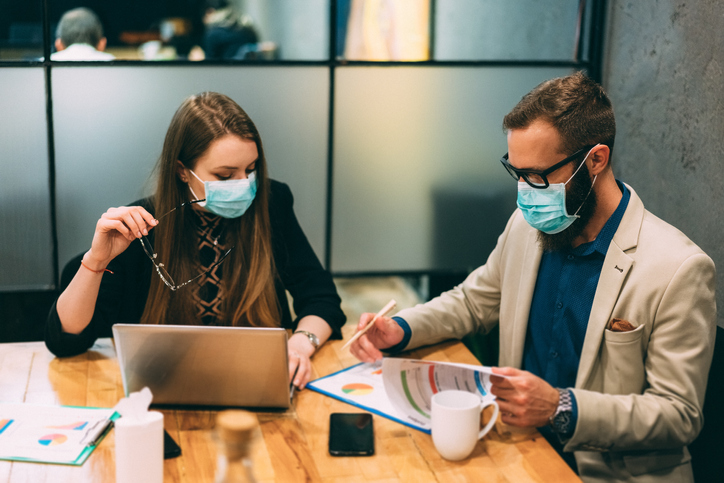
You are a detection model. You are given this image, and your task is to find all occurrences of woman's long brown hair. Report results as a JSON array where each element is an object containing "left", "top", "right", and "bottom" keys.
[{"left": 140, "top": 92, "right": 280, "bottom": 327}]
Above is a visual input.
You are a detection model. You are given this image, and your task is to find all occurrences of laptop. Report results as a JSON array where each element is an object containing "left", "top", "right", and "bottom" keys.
[{"left": 112, "top": 324, "right": 292, "bottom": 408}]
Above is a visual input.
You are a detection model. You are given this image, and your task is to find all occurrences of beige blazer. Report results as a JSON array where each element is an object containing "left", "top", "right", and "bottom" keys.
[{"left": 396, "top": 185, "right": 716, "bottom": 482}]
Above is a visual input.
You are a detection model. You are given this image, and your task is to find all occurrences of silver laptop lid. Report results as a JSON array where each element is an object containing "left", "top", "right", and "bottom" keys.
[{"left": 112, "top": 324, "right": 290, "bottom": 408}]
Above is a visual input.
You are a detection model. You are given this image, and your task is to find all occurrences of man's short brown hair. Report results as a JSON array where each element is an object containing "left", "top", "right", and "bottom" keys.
[{"left": 503, "top": 71, "right": 616, "bottom": 158}]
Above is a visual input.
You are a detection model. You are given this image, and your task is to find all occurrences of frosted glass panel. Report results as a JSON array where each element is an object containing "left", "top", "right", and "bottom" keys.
[
  {"left": 0, "top": 68, "right": 53, "bottom": 289},
  {"left": 246, "top": 0, "right": 330, "bottom": 60},
  {"left": 435, "top": 0, "right": 584, "bottom": 60},
  {"left": 332, "top": 67, "right": 574, "bottom": 272},
  {"left": 53, "top": 66, "right": 329, "bottom": 270}
]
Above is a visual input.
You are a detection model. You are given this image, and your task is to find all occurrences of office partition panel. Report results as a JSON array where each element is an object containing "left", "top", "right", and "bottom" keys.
[
  {"left": 331, "top": 66, "right": 574, "bottom": 273},
  {"left": 434, "top": 0, "right": 585, "bottom": 61},
  {"left": 0, "top": 68, "right": 53, "bottom": 289},
  {"left": 52, "top": 66, "right": 329, "bottom": 270}
]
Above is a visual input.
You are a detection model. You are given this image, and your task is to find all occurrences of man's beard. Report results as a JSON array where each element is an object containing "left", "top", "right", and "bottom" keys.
[{"left": 537, "top": 163, "right": 597, "bottom": 252}]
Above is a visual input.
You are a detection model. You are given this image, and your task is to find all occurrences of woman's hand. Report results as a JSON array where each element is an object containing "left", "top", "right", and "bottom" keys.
[
  {"left": 86, "top": 206, "right": 158, "bottom": 269},
  {"left": 57, "top": 205, "right": 158, "bottom": 335},
  {"left": 287, "top": 333, "right": 316, "bottom": 390}
]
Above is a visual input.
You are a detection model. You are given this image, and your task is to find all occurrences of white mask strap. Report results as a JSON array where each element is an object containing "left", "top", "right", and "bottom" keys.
[
  {"left": 572, "top": 174, "right": 598, "bottom": 217},
  {"left": 187, "top": 169, "right": 206, "bottom": 204},
  {"left": 189, "top": 169, "right": 205, "bottom": 184},
  {"left": 564, "top": 145, "right": 598, "bottom": 185}
]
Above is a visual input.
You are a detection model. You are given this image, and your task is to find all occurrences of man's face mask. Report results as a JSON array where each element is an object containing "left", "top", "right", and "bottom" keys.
[{"left": 516, "top": 146, "right": 598, "bottom": 234}]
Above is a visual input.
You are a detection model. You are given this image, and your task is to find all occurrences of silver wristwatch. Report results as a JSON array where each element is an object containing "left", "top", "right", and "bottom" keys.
[
  {"left": 549, "top": 388, "right": 573, "bottom": 435},
  {"left": 294, "top": 330, "right": 319, "bottom": 350}
]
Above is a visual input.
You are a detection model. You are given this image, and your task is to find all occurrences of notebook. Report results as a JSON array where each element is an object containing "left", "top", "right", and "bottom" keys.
[{"left": 112, "top": 324, "right": 291, "bottom": 408}]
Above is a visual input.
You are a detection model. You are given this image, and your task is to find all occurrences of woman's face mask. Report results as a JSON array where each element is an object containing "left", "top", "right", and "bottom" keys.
[
  {"left": 516, "top": 147, "right": 597, "bottom": 234},
  {"left": 188, "top": 170, "right": 257, "bottom": 219}
]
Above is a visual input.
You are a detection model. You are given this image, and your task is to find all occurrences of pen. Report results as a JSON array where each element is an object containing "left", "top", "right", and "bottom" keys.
[
  {"left": 81, "top": 418, "right": 114, "bottom": 447},
  {"left": 289, "top": 365, "right": 299, "bottom": 400},
  {"left": 341, "top": 299, "right": 397, "bottom": 351}
]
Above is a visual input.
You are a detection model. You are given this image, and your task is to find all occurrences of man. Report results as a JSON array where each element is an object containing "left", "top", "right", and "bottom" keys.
[
  {"left": 202, "top": 0, "right": 258, "bottom": 60},
  {"left": 52, "top": 8, "right": 115, "bottom": 61},
  {"left": 350, "top": 72, "right": 716, "bottom": 482}
]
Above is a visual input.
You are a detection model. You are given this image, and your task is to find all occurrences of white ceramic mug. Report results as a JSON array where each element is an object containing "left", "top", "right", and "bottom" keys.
[{"left": 431, "top": 390, "right": 499, "bottom": 461}]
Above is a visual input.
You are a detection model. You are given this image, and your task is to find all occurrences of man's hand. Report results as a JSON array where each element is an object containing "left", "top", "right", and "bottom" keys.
[
  {"left": 489, "top": 367, "right": 560, "bottom": 427},
  {"left": 349, "top": 314, "right": 404, "bottom": 363}
]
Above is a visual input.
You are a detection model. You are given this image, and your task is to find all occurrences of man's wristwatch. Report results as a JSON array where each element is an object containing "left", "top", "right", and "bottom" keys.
[
  {"left": 294, "top": 330, "right": 319, "bottom": 350},
  {"left": 549, "top": 388, "right": 573, "bottom": 435}
]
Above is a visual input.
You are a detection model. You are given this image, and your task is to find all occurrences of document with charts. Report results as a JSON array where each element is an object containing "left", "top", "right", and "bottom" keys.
[
  {"left": 0, "top": 403, "right": 118, "bottom": 465},
  {"left": 308, "top": 358, "right": 499, "bottom": 434}
]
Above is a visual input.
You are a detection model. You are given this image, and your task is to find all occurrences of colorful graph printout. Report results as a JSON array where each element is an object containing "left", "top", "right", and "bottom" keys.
[
  {"left": 48, "top": 421, "right": 89, "bottom": 431},
  {"left": 0, "top": 402, "right": 118, "bottom": 465},
  {"left": 342, "top": 383, "right": 374, "bottom": 395},
  {"left": 38, "top": 434, "right": 68, "bottom": 447},
  {"left": 308, "top": 361, "right": 417, "bottom": 430},
  {"left": 309, "top": 358, "right": 501, "bottom": 433},
  {"left": 0, "top": 419, "right": 13, "bottom": 435}
]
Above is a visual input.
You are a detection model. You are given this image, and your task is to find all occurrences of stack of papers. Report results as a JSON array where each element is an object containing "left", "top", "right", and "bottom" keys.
[{"left": 0, "top": 403, "right": 118, "bottom": 465}]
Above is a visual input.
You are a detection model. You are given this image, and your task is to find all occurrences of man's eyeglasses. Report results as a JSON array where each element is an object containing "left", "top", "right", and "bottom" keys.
[
  {"left": 500, "top": 145, "right": 596, "bottom": 189},
  {"left": 140, "top": 199, "right": 234, "bottom": 291}
]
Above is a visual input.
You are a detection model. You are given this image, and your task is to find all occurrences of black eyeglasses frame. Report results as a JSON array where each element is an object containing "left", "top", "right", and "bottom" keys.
[{"left": 500, "top": 145, "right": 596, "bottom": 189}]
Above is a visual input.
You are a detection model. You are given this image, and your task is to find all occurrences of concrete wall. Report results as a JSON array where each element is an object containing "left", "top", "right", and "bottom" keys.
[{"left": 602, "top": 0, "right": 724, "bottom": 328}]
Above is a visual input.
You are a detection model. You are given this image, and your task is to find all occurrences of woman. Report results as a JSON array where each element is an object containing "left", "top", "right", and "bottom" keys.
[{"left": 45, "top": 92, "right": 345, "bottom": 389}]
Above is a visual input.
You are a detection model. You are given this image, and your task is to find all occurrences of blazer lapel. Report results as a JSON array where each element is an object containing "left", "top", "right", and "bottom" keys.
[
  {"left": 575, "top": 245, "right": 633, "bottom": 387},
  {"left": 575, "top": 184, "right": 645, "bottom": 388},
  {"left": 509, "top": 227, "right": 542, "bottom": 368}
]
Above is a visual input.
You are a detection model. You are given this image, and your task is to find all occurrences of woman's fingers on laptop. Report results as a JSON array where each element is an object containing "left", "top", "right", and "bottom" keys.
[{"left": 287, "top": 346, "right": 313, "bottom": 390}]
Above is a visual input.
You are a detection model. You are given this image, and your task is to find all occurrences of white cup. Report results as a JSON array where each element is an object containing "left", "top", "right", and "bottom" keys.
[{"left": 431, "top": 390, "right": 499, "bottom": 461}]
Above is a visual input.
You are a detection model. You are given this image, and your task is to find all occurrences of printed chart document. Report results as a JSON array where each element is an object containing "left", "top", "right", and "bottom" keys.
[
  {"left": 0, "top": 403, "right": 118, "bottom": 465},
  {"left": 308, "top": 358, "right": 498, "bottom": 434}
]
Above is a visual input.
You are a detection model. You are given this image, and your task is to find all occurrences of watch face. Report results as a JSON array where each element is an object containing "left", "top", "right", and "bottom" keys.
[
  {"left": 309, "top": 333, "right": 319, "bottom": 347},
  {"left": 298, "top": 331, "right": 318, "bottom": 348},
  {"left": 554, "top": 411, "right": 572, "bottom": 434}
]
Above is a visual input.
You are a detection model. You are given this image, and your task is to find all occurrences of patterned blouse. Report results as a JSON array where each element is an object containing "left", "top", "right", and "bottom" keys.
[{"left": 192, "top": 210, "right": 229, "bottom": 325}]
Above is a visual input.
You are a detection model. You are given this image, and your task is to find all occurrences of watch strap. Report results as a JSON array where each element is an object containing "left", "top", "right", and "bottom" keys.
[
  {"left": 294, "top": 330, "right": 319, "bottom": 350},
  {"left": 549, "top": 388, "right": 573, "bottom": 435}
]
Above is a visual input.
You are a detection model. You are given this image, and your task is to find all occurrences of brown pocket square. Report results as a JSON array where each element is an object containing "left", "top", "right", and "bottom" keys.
[{"left": 608, "top": 318, "right": 636, "bottom": 332}]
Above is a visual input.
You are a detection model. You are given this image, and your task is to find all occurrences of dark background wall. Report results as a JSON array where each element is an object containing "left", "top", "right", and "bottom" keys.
[{"left": 602, "top": 0, "right": 724, "bottom": 328}]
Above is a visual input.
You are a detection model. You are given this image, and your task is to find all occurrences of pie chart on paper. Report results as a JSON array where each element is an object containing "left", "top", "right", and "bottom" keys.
[
  {"left": 341, "top": 383, "right": 374, "bottom": 396},
  {"left": 38, "top": 434, "right": 68, "bottom": 446}
]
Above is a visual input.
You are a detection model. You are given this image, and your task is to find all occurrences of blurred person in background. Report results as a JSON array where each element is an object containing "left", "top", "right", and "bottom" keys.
[
  {"left": 52, "top": 7, "right": 115, "bottom": 61},
  {"left": 202, "top": 0, "right": 258, "bottom": 60}
]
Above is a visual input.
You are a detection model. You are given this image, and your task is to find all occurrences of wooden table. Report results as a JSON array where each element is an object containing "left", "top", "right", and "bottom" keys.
[{"left": 0, "top": 330, "right": 581, "bottom": 482}]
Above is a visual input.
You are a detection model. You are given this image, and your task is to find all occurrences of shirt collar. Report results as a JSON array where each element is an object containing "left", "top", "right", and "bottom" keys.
[{"left": 571, "top": 180, "right": 630, "bottom": 257}]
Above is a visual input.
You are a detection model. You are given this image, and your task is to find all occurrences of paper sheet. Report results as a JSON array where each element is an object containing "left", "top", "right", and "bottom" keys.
[
  {"left": 382, "top": 359, "right": 497, "bottom": 430},
  {"left": 0, "top": 403, "right": 117, "bottom": 465},
  {"left": 308, "top": 358, "right": 499, "bottom": 433}
]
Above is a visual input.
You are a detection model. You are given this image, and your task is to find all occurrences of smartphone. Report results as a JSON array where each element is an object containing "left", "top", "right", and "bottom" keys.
[
  {"left": 164, "top": 429, "right": 182, "bottom": 459},
  {"left": 328, "top": 413, "right": 374, "bottom": 456}
]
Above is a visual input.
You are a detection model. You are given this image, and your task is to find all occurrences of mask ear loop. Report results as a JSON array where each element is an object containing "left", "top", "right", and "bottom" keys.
[
  {"left": 187, "top": 169, "right": 207, "bottom": 206},
  {"left": 568, "top": 145, "right": 601, "bottom": 217},
  {"left": 564, "top": 144, "right": 599, "bottom": 185},
  {"left": 572, "top": 175, "right": 597, "bottom": 217}
]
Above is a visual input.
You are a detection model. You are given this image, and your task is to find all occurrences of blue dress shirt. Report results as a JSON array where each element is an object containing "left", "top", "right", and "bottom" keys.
[{"left": 525, "top": 181, "right": 629, "bottom": 433}]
